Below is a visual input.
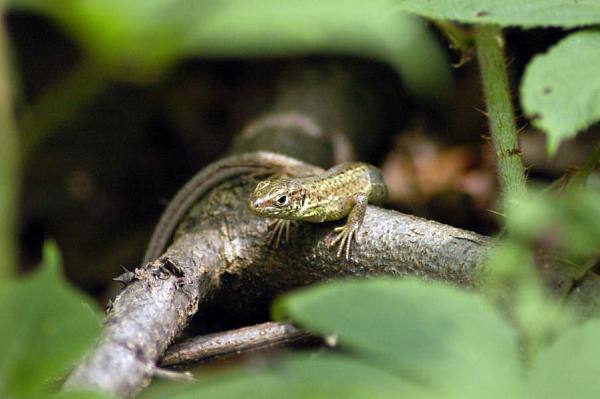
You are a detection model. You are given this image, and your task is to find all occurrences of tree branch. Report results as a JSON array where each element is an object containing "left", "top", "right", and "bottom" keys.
[
  {"left": 64, "top": 150, "right": 491, "bottom": 396},
  {"left": 160, "top": 322, "right": 312, "bottom": 366}
]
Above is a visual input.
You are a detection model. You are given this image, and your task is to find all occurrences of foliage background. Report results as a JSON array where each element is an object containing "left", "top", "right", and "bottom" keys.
[{"left": 1, "top": 1, "right": 600, "bottom": 398}]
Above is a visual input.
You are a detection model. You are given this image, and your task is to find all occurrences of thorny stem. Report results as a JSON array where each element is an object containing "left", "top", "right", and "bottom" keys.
[
  {"left": 0, "top": 9, "right": 19, "bottom": 279},
  {"left": 475, "top": 25, "right": 527, "bottom": 207}
]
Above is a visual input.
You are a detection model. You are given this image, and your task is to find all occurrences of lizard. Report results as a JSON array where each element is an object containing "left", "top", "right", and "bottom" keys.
[
  {"left": 248, "top": 162, "right": 388, "bottom": 259},
  {"left": 142, "top": 151, "right": 323, "bottom": 265}
]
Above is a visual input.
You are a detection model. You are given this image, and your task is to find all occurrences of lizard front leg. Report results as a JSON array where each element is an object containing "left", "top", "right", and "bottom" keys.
[
  {"left": 267, "top": 219, "right": 298, "bottom": 248},
  {"left": 329, "top": 192, "right": 368, "bottom": 260}
]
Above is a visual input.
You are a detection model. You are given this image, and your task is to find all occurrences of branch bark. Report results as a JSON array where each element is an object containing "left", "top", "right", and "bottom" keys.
[
  {"left": 160, "top": 322, "right": 312, "bottom": 366},
  {"left": 65, "top": 150, "right": 490, "bottom": 396}
]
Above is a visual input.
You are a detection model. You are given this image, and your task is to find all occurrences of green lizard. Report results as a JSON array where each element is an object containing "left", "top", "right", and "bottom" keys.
[{"left": 248, "top": 162, "right": 387, "bottom": 259}]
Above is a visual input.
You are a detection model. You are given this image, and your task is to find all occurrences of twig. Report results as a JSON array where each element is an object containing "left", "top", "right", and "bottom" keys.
[
  {"left": 151, "top": 368, "right": 195, "bottom": 382},
  {"left": 432, "top": 20, "right": 475, "bottom": 67},
  {"left": 475, "top": 25, "right": 527, "bottom": 206},
  {"left": 0, "top": 8, "right": 20, "bottom": 279},
  {"left": 160, "top": 322, "right": 312, "bottom": 366}
]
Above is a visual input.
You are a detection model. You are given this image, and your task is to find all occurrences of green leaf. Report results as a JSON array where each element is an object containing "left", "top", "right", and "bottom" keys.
[
  {"left": 53, "top": 390, "right": 110, "bottom": 399},
  {"left": 9, "top": 0, "right": 450, "bottom": 97},
  {"left": 482, "top": 240, "right": 569, "bottom": 360},
  {"left": 0, "top": 242, "right": 103, "bottom": 398},
  {"left": 394, "top": 0, "right": 600, "bottom": 28},
  {"left": 521, "top": 31, "right": 600, "bottom": 153},
  {"left": 527, "top": 320, "right": 600, "bottom": 399},
  {"left": 276, "top": 278, "right": 522, "bottom": 398},
  {"left": 143, "top": 354, "right": 427, "bottom": 399},
  {"left": 181, "top": 0, "right": 451, "bottom": 98},
  {"left": 506, "top": 188, "right": 600, "bottom": 271}
]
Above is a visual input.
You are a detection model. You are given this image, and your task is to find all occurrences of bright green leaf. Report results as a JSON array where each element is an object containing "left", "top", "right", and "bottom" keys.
[
  {"left": 276, "top": 278, "right": 522, "bottom": 398},
  {"left": 0, "top": 242, "right": 103, "bottom": 398},
  {"left": 9, "top": 0, "right": 450, "bottom": 97},
  {"left": 521, "top": 31, "right": 600, "bottom": 153},
  {"left": 394, "top": 0, "right": 600, "bottom": 28},
  {"left": 527, "top": 320, "right": 600, "bottom": 399},
  {"left": 143, "top": 354, "right": 427, "bottom": 399}
]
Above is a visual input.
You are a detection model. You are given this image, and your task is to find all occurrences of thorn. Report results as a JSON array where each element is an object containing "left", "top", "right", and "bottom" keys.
[
  {"left": 505, "top": 55, "right": 516, "bottom": 68},
  {"left": 472, "top": 106, "right": 489, "bottom": 117},
  {"left": 486, "top": 208, "right": 505, "bottom": 217},
  {"left": 480, "top": 133, "right": 492, "bottom": 142},
  {"left": 517, "top": 123, "right": 529, "bottom": 134},
  {"left": 113, "top": 267, "right": 136, "bottom": 285},
  {"left": 507, "top": 148, "right": 522, "bottom": 156}
]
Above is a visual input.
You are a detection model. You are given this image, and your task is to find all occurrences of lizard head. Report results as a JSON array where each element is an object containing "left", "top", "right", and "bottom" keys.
[{"left": 248, "top": 179, "right": 306, "bottom": 219}]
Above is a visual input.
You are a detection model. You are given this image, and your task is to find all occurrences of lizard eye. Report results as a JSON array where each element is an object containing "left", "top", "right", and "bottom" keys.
[{"left": 276, "top": 195, "right": 288, "bottom": 206}]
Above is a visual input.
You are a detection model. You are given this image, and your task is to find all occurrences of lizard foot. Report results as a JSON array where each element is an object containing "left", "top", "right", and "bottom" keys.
[
  {"left": 329, "top": 223, "right": 359, "bottom": 260},
  {"left": 267, "top": 219, "right": 298, "bottom": 248}
]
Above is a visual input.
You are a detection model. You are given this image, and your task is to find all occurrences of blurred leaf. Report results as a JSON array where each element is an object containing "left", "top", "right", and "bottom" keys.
[
  {"left": 506, "top": 188, "right": 600, "bottom": 271},
  {"left": 566, "top": 275, "right": 600, "bottom": 319},
  {"left": 9, "top": 0, "right": 450, "bottom": 97},
  {"left": 521, "top": 31, "right": 600, "bottom": 153},
  {"left": 394, "top": 0, "right": 600, "bottom": 28},
  {"left": 0, "top": 242, "right": 103, "bottom": 398},
  {"left": 9, "top": 0, "right": 194, "bottom": 80},
  {"left": 143, "top": 354, "right": 427, "bottom": 399},
  {"left": 53, "top": 390, "right": 110, "bottom": 399},
  {"left": 526, "top": 320, "right": 600, "bottom": 399},
  {"left": 275, "top": 278, "right": 522, "bottom": 398},
  {"left": 484, "top": 188, "right": 600, "bottom": 357},
  {"left": 482, "top": 240, "right": 568, "bottom": 359},
  {"left": 181, "top": 0, "right": 451, "bottom": 98}
]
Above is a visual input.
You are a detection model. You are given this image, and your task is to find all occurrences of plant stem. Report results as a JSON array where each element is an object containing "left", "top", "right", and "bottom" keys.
[
  {"left": 0, "top": 9, "right": 19, "bottom": 279},
  {"left": 19, "top": 60, "right": 107, "bottom": 161},
  {"left": 475, "top": 25, "right": 527, "bottom": 207}
]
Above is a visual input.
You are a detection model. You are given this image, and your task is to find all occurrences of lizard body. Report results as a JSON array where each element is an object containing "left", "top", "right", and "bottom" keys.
[
  {"left": 142, "top": 151, "right": 321, "bottom": 264},
  {"left": 248, "top": 162, "right": 387, "bottom": 259}
]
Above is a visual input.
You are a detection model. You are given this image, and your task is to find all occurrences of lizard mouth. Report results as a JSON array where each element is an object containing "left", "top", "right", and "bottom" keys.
[{"left": 249, "top": 197, "right": 267, "bottom": 213}]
